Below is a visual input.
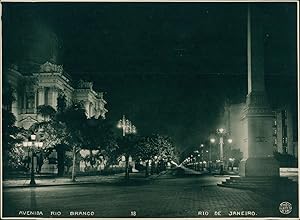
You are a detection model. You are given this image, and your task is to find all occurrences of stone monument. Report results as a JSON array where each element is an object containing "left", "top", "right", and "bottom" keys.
[{"left": 239, "top": 5, "right": 280, "bottom": 177}]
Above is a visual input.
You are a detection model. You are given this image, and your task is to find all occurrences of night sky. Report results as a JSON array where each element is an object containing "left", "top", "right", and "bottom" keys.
[{"left": 2, "top": 2, "right": 298, "bottom": 154}]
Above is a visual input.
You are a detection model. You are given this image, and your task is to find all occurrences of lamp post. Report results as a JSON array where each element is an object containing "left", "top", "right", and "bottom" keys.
[
  {"left": 227, "top": 138, "right": 233, "bottom": 170},
  {"left": 216, "top": 128, "right": 226, "bottom": 173},
  {"left": 117, "top": 115, "right": 137, "bottom": 179},
  {"left": 209, "top": 138, "right": 215, "bottom": 172},
  {"left": 216, "top": 128, "right": 233, "bottom": 173},
  {"left": 117, "top": 115, "right": 136, "bottom": 137},
  {"left": 22, "top": 134, "right": 43, "bottom": 186},
  {"left": 229, "top": 158, "right": 235, "bottom": 171},
  {"left": 200, "top": 144, "right": 204, "bottom": 171},
  {"left": 217, "top": 128, "right": 225, "bottom": 161}
]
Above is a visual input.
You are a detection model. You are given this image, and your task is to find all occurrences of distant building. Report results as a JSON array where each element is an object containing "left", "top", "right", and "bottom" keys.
[
  {"left": 221, "top": 102, "right": 297, "bottom": 158},
  {"left": 274, "top": 106, "right": 297, "bottom": 157},
  {"left": 4, "top": 61, "right": 108, "bottom": 129},
  {"left": 222, "top": 102, "right": 246, "bottom": 157}
]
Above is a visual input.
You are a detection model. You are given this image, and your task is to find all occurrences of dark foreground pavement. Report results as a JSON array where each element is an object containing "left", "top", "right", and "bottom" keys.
[{"left": 2, "top": 174, "right": 298, "bottom": 218}]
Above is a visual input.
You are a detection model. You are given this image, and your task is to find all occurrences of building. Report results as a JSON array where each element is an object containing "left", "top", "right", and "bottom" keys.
[
  {"left": 221, "top": 102, "right": 297, "bottom": 158},
  {"left": 222, "top": 103, "right": 246, "bottom": 156},
  {"left": 4, "top": 61, "right": 108, "bottom": 129},
  {"left": 274, "top": 106, "right": 297, "bottom": 157}
]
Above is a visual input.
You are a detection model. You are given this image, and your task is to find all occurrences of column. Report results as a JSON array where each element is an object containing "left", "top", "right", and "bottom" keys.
[
  {"left": 239, "top": 5, "right": 279, "bottom": 177},
  {"left": 51, "top": 87, "right": 58, "bottom": 110},
  {"left": 37, "top": 88, "right": 45, "bottom": 106}
]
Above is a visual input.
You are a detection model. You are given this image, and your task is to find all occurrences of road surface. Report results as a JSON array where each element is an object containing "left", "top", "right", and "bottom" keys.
[{"left": 3, "top": 175, "right": 298, "bottom": 218}]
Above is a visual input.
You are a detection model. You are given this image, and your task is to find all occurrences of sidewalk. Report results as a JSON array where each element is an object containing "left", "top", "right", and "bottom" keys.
[{"left": 2, "top": 172, "right": 158, "bottom": 188}]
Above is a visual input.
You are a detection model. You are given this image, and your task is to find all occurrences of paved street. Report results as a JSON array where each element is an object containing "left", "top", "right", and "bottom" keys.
[{"left": 3, "top": 175, "right": 298, "bottom": 218}]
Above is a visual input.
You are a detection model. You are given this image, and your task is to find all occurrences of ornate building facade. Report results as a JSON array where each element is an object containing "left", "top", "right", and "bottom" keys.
[{"left": 5, "top": 61, "right": 108, "bottom": 129}]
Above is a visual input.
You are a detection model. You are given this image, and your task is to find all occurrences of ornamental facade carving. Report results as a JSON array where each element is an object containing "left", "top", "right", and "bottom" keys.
[{"left": 40, "top": 61, "right": 63, "bottom": 73}]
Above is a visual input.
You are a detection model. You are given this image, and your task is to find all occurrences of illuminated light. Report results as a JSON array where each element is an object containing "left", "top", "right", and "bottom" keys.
[
  {"left": 132, "top": 125, "right": 137, "bottom": 134},
  {"left": 228, "top": 139, "right": 233, "bottom": 144},
  {"left": 117, "top": 120, "right": 122, "bottom": 128},
  {"left": 27, "top": 142, "right": 32, "bottom": 147},
  {"left": 210, "top": 138, "right": 215, "bottom": 143},
  {"left": 23, "top": 142, "right": 28, "bottom": 147},
  {"left": 80, "top": 149, "right": 90, "bottom": 157},
  {"left": 206, "top": 150, "right": 209, "bottom": 153},
  {"left": 200, "top": 144, "right": 204, "bottom": 147},
  {"left": 92, "top": 150, "right": 99, "bottom": 155},
  {"left": 217, "top": 128, "right": 225, "bottom": 134},
  {"left": 30, "top": 134, "right": 36, "bottom": 141}
]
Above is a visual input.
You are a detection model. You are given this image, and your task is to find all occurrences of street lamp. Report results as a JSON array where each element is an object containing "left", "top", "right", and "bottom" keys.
[
  {"left": 209, "top": 138, "right": 216, "bottom": 173},
  {"left": 117, "top": 115, "right": 137, "bottom": 137},
  {"left": 22, "top": 134, "right": 43, "bottom": 186},
  {"left": 229, "top": 158, "right": 235, "bottom": 171},
  {"left": 217, "top": 128, "right": 225, "bottom": 162},
  {"left": 117, "top": 115, "right": 137, "bottom": 179},
  {"left": 200, "top": 144, "right": 204, "bottom": 171},
  {"left": 216, "top": 128, "right": 233, "bottom": 173},
  {"left": 216, "top": 128, "right": 227, "bottom": 173}
]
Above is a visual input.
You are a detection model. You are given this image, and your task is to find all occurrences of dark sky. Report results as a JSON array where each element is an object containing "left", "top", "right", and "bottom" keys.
[{"left": 2, "top": 2, "right": 298, "bottom": 154}]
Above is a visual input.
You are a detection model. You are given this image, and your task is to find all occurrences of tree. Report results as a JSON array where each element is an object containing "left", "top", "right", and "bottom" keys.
[
  {"left": 2, "top": 109, "right": 28, "bottom": 174},
  {"left": 80, "top": 117, "right": 117, "bottom": 170},
  {"left": 135, "top": 135, "right": 159, "bottom": 176},
  {"left": 31, "top": 101, "right": 86, "bottom": 179},
  {"left": 57, "top": 93, "right": 67, "bottom": 113},
  {"left": 135, "top": 134, "right": 179, "bottom": 176},
  {"left": 30, "top": 118, "right": 68, "bottom": 176},
  {"left": 37, "top": 105, "right": 56, "bottom": 121},
  {"left": 58, "top": 102, "right": 87, "bottom": 181},
  {"left": 116, "top": 134, "right": 139, "bottom": 179},
  {"left": 2, "top": 81, "right": 30, "bottom": 174},
  {"left": 2, "top": 82, "right": 16, "bottom": 111}
]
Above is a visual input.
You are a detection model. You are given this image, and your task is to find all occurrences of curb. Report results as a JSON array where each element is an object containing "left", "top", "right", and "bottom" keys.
[
  {"left": 2, "top": 182, "right": 99, "bottom": 189},
  {"left": 3, "top": 176, "right": 157, "bottom": 189},
  {"left": 2, "top": 181, "right": 120, "bottom": 189}
]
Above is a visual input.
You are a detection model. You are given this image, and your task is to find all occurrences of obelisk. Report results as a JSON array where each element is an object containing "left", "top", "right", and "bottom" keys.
[{"left": 239, "top": 5, "right": 280, "bottom": 177}]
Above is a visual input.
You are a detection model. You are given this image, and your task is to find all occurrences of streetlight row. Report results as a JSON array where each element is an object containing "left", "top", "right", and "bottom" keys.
[{"left": 184, "top": 128, "right": 233, "bottom": 172}]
